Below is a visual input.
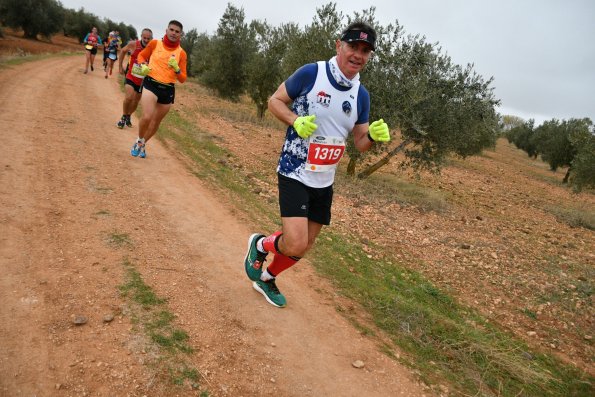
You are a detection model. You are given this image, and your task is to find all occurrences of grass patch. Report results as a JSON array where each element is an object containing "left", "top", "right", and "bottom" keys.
[
  {"left": 546, "top": 204, "right": 595, "bottom": 230},
  {"left": 311, "top": 232, "right": 593, "bottom": 396},
  {"left": 522, "top": 308, "right": 538, "bottom": 320},
  {"left": 0, "top": 51, "right": 76, "bottom": 68},
  {"left": 106, "top": 231, "right": 133, "bottom": 248},
  {"left": 118, "top": 259, "right": 207, "bottom": 392}
]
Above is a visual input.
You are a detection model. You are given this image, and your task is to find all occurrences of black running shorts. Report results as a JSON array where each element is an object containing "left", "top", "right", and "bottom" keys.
[
  {"left": 143, "top": 77, "right": 175, "bottom": 104},
  {"left": 278, "top": 173, "right": 333, "bottom": 225},
  {"left": 125, "top": 78, "right": 143, "bottom": 93}
]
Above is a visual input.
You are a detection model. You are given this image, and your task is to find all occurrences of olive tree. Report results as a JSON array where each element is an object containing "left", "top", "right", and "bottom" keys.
[
  {"left": 567, "top": 119, "right": 595, "bottom": 191},
  {"left": 506, "top": 119, "right": 538, "bottom": 158},
  {"left": 245, "top": 21, "right": 293, "bottom": 119},
  {"left": 350, "top": 21, "right": 500, "bottom": 178},
  {"left": 202, "top": 3, "right": 253, "bottom": 101},
  {"left": 0, "top": 0, "right": 64, "bottom": 39},
  {"left": 534, "top": 118, "right": 592, "bottom": 184}
]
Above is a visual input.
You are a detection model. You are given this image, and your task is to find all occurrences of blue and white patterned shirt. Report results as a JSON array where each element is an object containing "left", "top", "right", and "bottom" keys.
[{"left": 277, "top": 61, "right": 370, "bottom": 188}]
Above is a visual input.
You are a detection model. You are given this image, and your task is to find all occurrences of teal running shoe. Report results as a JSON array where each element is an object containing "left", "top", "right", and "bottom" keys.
[
  {"left": 139, "top": 145, "right": 146, "bottom": 159},
  {"left": 253, "top": 279, "right": 286, "bottom": 308},
  {"left": 244, "top": 233, "right": 266, "bottom": 281},
  {"left": 131, "top": 141, "right": 142, "bottom": 157}
]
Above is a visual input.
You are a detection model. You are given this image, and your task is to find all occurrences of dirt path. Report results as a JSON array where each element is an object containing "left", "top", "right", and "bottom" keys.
[{"left": 0, "top": 57, "right": 427, "bottom": 396}]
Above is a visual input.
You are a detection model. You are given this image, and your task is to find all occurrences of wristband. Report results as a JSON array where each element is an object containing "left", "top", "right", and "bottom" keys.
[{"left": 367, "top": 132, "right": 375, "bottom": 142}]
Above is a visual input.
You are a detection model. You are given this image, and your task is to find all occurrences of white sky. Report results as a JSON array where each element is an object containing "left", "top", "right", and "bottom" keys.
[{"left": 60, "top": 0, "right": 595, "bottom": 125}]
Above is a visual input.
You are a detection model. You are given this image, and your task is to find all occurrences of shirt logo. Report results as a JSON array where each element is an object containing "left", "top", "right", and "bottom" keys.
[
  {"left": 316, "top": 91, "right": 331, "bottom": 107},
  {"left": 342, "top": 101, "right": 352, "bottom": 115}
]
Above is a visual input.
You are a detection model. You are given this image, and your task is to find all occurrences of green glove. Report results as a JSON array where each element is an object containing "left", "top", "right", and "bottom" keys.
[
  {"left": 293, "top": 115, "right": 317, "bottom": 139},
  {"left": 131, "top": 64, "right": 146, "bottom": 77},
  {"left": 369, "top": 119, "right": 390, "bottom": 142},
  {"left": 137, "top": 64, "right": 151, "bottom": 77},
  {"left": 168, "top": 56, "right": 180, "bottom": 72}
]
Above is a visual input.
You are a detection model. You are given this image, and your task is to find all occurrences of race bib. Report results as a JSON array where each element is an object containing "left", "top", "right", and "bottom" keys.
[
  {"left": 85, "top": 44, "right": 93, "bottom": 50},
  {"left": 305, "top": 135, "right": 346, "bottom": 172},
  {"left": 130, "top": 63, "right": 145, "bottom": 79}
]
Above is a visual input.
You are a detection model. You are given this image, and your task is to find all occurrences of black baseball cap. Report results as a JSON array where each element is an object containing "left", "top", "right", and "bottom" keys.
[{"left": 340, "top": 29, "right": 376, "bottom": 51}]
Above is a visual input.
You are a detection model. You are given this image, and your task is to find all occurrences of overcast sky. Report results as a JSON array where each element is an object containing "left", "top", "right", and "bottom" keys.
[{"left": 60, "top": 0, "right": 594, "bottom": 124}]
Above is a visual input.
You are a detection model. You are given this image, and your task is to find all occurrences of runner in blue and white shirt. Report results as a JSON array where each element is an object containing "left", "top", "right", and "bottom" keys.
[{"left": 243, "top": 22, "right": 392, "bottom": 308}]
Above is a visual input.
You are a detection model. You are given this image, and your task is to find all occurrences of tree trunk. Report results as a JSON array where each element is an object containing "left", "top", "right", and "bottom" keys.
[
  {"left": 346, "top": 157, "right": 357, "bottom": 176},
  {"left": 257, "top": 103, "right": 266, "bottom": 120},
  {"left": 357, "top": 138, "right": 413, "bottom": 179},
  {"left": 562, "top": 167, "right": 571, "bottom": 184}
]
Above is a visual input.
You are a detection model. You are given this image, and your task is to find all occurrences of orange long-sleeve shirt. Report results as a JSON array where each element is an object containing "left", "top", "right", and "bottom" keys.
[{"left": 137, "top": 39, "right": 187, "bottom": 84}]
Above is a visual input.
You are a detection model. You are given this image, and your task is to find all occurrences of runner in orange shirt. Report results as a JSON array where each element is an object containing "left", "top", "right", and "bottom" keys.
[
  {"left": 130, "top": 20, "right": 187, "bottom": 159},
  {"left": 116, "top": 28, "right": 153, "bottom": 128}
]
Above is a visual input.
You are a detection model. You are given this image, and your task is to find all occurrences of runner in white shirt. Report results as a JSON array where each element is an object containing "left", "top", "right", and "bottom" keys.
[{"left": 244, "top": 21, "right": 391, "bottom": 307}]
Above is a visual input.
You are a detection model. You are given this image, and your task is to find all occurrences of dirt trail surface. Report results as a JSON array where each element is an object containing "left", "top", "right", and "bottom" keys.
[{"left": 0, "top": 57, "right": 428, "bottom": 396}]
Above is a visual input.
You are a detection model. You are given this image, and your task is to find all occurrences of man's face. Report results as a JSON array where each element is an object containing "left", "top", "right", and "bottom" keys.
[
  {"left": 166, "top": 24, "right": 182, "bottom": 42},
  {"left": 141, "top": 30, "right": 153, "bottom": 47},
  {"left": 92, "top": 27, "right": 97, "bottom": 34},
  {"left": 335, "top": 40, "right": 373, "bottom": 79}
]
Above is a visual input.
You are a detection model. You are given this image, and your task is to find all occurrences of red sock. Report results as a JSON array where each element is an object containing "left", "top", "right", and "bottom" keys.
[
  {"left": 261, "top": 231, "right": 300, "bottom": 276},
  {"left": 267, "top": 253, "right": 300, "bottom": 277},
  {"left": 262, "top": 231, "right": 282, "bottom": 254}
]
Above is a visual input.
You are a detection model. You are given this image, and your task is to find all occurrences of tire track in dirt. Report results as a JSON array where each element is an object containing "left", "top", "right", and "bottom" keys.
[{"left": 0, "top": 56, "right": 427, "bottom": 396}]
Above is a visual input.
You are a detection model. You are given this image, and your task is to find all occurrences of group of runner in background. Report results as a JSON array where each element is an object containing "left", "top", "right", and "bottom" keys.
[
  {"left": 81, "top": 21, "right": 187, "bottom": 159},
  {"left": 82, "top": 27, "right": 122, "bottom": 78}
]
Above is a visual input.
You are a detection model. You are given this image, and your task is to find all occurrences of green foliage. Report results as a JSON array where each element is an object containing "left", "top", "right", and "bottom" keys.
[
  {"left": 201, "top": 3, "right": 253, "bottom": 101},
  {"left": 62, "top": 7, "right": 101, "bottom": 39},
  {"left": 244, "top": 21, "right": 287, "bottom": 119},
  {"left": 189, "top": 32, "right": 212, "bottom": 77},
  {"left": 358, "top": 20, "right": 500, "bottom": 174},
  {"left": 281, "top": 3, "right": 342, "bottom": 78},
  {"left": 185, "top": 2, "right": 499, "bottom": 176},
  {"left": 533, "top": 119, "right": 576, "bottom": 173},
  {"left": 506, "top": 119, "right": 538, "bottom": 158},
  {"left": 180, "top": 28, "right": 199, "bottom": 78},
  {"left": 0, "top": 0, "right": 64, "bottom": 39},
  {"left": 567, "top": 120, "right": 595, "bottom": 191},
  {"left": 500, "top": 114, "right": 526, "bottom": 132},
  {"left": 61, "top": 7, "right": 136, "bottom": 43},
  {"left": 505, "top": 117, "right": 593, "bottom": 190}
]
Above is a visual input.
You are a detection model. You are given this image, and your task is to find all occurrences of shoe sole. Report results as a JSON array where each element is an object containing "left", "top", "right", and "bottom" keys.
[
  {"left": 244, "top": 233, "right": 264, "bottom": 281},
  {"left": 252, "top": 282, "right": 286, "bottom": 308}
]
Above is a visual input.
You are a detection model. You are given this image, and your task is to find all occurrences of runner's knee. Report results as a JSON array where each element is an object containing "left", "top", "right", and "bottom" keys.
[{"left": 280, "top": 235, "right": 309, "bottom": 257}]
